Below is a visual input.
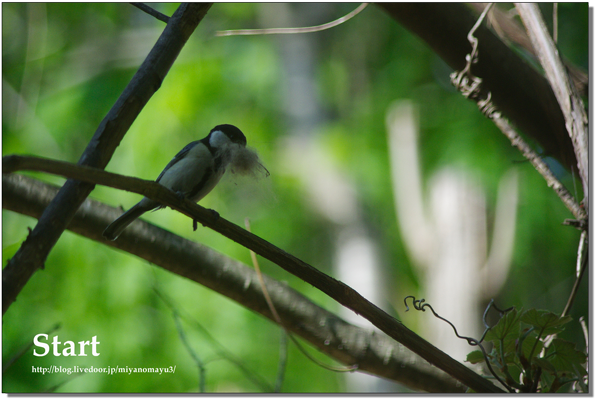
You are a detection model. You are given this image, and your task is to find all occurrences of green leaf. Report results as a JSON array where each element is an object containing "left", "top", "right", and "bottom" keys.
[
  {"left": 485, "top": 308, "right": 522, "bottom": 342},
  {"left": 571, "top": 362, "right": 589, "bottom": 393},
  {"left": 547, "top": 338, "right": 587, "bottom": 375},
  {"left": 531, "top": 356, "right": 555, "bottom": 372},
  {"left": 520, "top": 309, "right": 571, "bottom": 336},
  {"left": 504, "top": 363, "right": 524, "bottom": 389},
  {"left": 466, "top": 349, "right": 486, "bottom": 364},
  {"left": 485, "top": 308, "right": 521, "bottom": 364},
  {"left": 539, "top": 370, "right": 554, "bottom": 392},
  {"left": 517, "top": 329, "right": 544, "bottom": 363}
]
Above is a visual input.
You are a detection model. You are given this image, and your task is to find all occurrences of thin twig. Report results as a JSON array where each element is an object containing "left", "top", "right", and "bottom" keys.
[
  {"left": 154, "top": 288, "right": 206, "bottom": 392},
  {"left": 579, "top": 317, "right": 588, "bottom": 354},
  {"left": 155, "top": 287, "right": 272, "bottom": 392},
  {"left": 561, "top": 230, "right": 588, "bottom": 317},
  {"left": 468, "top": 3, "right": 494, "bottom": 51},
  {"left": 405, "top": 297, "right": 514, "bottom": 392},
  {"left": 131, "top": 3, "right": 169, "bottom": 23},
  {"left": 215, "top": 3, "right": 368, "bottom": 36},
  {"left": 274, "top": 327, "right": 288, "bottom": 392},
  {"left": 543, "top": 230, "right": 587, "bottom": 354},
  {"left": 553, "top": 3, "right": 558, "bottom": 43},
  {"left": 450, "top": 4, "right": 495, "bottom": 109},
  {"left": 579, "top": 316, "right": 589, "bottom": 389},
  {"left": 172, "top": 311, "right": 206, "bottom": 392},
  {"left": 245, "top": 218, "right": 281, "bottom": 324},
  {"left": 42, "top": 372, "right": 85, "bottom": 393},
  {"left": 491, "top": 116, "right": 585, "bottom": 221},
  {"left": 3, "top": 323, "right": 61, "bottom": 373},
  {"left": 244, "top": 218, "right": 357, "bottom": 374}
]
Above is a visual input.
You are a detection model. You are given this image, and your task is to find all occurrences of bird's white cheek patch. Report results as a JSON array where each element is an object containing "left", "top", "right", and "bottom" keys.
[{"left": 209, "top": 130, "right": 229, "bottom": 148}]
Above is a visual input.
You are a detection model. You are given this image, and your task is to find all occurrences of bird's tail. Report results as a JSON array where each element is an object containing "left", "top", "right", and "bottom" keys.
[{"left": 103, "top": 202, "right": 153, "bottom": 241}]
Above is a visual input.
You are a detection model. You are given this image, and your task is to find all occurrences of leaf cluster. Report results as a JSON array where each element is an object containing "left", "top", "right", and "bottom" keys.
[{"left": 467, "top": 308, "right": 587, "bottom": 393}]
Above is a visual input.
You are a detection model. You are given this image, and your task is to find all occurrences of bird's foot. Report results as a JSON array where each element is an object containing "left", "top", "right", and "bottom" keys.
[{"left": 193, "top": 209, "right": 220, "bottom": 230}]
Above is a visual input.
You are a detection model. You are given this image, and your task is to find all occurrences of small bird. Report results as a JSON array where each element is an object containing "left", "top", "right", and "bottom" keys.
[{"left": 103, "top": 124, "right": 248, "bottom": 241}]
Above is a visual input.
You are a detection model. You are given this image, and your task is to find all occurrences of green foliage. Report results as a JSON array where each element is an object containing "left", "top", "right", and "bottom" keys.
[{"left": 468, "top": 308, "right": 588, "bottom": 393}]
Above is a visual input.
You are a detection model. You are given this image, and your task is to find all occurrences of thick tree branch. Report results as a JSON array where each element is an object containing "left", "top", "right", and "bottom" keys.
[
  {"left": 2, "top": 3, "right": 212, "bottom": 315},
  {"left": 377, "top": 3, "right": 579, "bottom": 177},
  {"left": 3, "top": 173, "right": 466, "bottom": 393},
  {"left": 2, "top": 156, "right": 504, "bottom": 393}
]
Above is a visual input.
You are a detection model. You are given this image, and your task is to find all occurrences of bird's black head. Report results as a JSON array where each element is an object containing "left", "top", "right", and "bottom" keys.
[{"left": 211, "top": 124, "right": 247, "bottom": 146}]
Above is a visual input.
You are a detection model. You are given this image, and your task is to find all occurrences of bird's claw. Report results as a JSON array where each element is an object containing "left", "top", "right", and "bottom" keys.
[
  {"left": 175, "top": 190, "right": 186, "bottom": 201},
  {"left": 192, "top": 209, "right": 220, "bottom": 230},
  {"left": 208, "top": 209, "right": 220, "bottom": 222}
]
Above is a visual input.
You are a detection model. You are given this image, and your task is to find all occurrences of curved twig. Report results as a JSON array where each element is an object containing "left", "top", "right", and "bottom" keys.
[
  {"left": 404, "top": 296, "right": 513, "bottom": 392},
  {"left": 215, "top": 3, "right": 368, "bottom": 36},
  {"left": 561, "top": 230, "right": 588, "bottom": 317}
]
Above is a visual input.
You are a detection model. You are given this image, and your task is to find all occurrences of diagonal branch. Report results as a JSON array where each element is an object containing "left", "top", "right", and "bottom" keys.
[
  {"left": 131, "top": 2, "right": 170, "bottom": 23},
  {"left": 3, "top": 172, "right": 467, "bottom": 393},
  {"left": 3, "top": 156, "right": 504, "bottom": 393},
  {"left": 515, "top": 3, "right": 588, "bottom": 211},
  {"left": 2, "top": 3, "right": 212, "bottom": 315},
  {"left": 491, "top": 116, "right": 584, "bottom": 221}
]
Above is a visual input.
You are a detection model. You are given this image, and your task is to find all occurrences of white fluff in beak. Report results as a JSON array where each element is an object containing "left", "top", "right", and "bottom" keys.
[{"left": 227, "top": 144, "right": 270, "bottom": 178}]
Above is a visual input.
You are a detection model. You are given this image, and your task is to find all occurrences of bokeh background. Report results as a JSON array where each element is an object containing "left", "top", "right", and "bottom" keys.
[{"left": 2, "top": 3, "right": 588, "bottom": 393}]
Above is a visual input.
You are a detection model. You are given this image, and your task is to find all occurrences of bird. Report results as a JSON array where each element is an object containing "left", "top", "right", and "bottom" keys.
[{"left": 103, "top": 124, "right": 248, "bottom": 241}]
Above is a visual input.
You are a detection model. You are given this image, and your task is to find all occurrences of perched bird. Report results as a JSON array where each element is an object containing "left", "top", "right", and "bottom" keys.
[{"left": 103, "top": 124, "right": 249, "bottom": 241}]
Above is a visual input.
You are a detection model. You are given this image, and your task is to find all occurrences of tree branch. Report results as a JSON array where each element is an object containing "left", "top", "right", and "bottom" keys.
[
  {"left": 491, "top": 115, "right": 585, "bottom": 221},
  {"left": 468, "top": 3, "right": 588, "bottom": 97},
  {"left": 2, "top": 3, "right": 212, "bottom": 315},
  {"left": 445, "top": 4, "right": 585, "bottom": 222},
  {"left": 377, "top": 3, "right": 579, "bottom": 178},
  {"left": 515, "top": 3, "right": 588, "bottom": 210},
  {"left": 3, "top": 172, "right": 466, "bottom": 393},
  {"left": 131, "top": 2, "right": 170, "bottom": 23},
  {"left": 3, "top": 156, "right": 504, "bottom": 393}
]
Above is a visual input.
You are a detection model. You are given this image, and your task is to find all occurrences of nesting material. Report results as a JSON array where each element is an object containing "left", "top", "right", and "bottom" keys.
[{"left": 225, "top": 144, "right": 270, "bottom": 178}]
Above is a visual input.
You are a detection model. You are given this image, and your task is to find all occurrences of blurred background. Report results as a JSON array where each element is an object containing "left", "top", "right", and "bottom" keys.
[{"left": 2, "top": 3, "right": 588, "bottom": 393}]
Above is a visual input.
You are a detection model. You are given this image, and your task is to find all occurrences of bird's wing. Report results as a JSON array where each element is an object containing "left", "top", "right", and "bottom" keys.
[{"left": 155, "top": 140, "right": 200, "bottom": 183}]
